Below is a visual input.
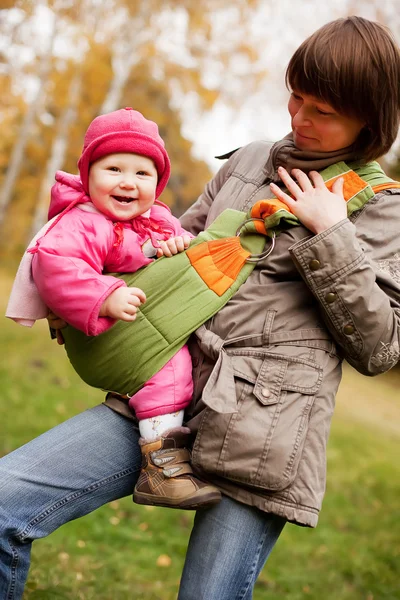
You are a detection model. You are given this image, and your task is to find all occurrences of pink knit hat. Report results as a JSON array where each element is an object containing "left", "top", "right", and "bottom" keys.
[{"left": 77, "top": 107, "right": 171, "bottom": 198}]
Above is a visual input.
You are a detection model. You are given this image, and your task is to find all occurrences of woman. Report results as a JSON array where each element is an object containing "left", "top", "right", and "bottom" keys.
[{"left": 1, "top": 16, "right": 400, "bottom": 600}]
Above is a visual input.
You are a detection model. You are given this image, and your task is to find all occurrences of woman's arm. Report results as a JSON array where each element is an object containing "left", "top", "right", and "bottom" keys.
[
  {"left": 289, "top": 191, "right": 400, "bottom": 375},
  {"left": 270, "top": 167, "right": 400, "bottom": 375}
]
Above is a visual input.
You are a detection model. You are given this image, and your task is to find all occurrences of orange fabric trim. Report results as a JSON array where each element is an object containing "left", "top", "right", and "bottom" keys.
[
  {"left": 251, "top": 199, "right": 292, "bottom": 219},
  {"left": 325, "top": 170, "right": 368, "bottom": 201},
  {"left": 372, "top": 182, "right": 400, "bottom": 193},
  {"left": 250, "top": 199, "right": 292, "bottom": 233},
  {"left": 253, "top": 220, "right": 268, "bottom": 235},
  {"left": 186, "top": 237, "right": 251, "bottom": 296}
]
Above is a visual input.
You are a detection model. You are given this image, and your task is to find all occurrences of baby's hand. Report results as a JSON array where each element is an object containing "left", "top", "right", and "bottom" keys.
[
  {"left": 157, "top": 235, "right": 191, "bottom": 257},
  {"left": 99, "top": 286, "right": 146, "bottom": 321}
]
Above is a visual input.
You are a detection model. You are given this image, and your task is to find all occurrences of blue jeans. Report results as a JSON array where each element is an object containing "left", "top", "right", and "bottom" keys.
[{"left": 0, "top": 404, "right": 285, "bottom": 599}]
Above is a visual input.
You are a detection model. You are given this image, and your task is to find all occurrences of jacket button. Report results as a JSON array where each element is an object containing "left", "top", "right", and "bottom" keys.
[
  {"left": 343, "top": 324, "right": 355, "bottom": 335},
  {"left": 261, "top": 388, "right": 271, "bottom": 398},
  {"left": 309, "top": 259, "right": 321, "bottom": 271},
  {"left": 325, "top": 292, "right": 337, "bottom": 304}
]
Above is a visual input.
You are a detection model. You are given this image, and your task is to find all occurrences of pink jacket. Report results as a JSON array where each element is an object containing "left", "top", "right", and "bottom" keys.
[{"left": 30, "top": 171, "right": 190, "bottom": 336}]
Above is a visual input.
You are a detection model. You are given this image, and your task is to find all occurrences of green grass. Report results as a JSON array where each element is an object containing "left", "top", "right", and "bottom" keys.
[{"left": 1, "top": 272, "right": 399, "bottom": 599}]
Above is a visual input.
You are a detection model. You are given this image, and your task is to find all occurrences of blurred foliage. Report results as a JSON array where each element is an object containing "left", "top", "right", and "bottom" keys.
[
  {"left": 0, "top": 0, "right": 265, "bottom": 267},
  {"left": 389, "top": 157, "right": 400, "bottom": 181}
]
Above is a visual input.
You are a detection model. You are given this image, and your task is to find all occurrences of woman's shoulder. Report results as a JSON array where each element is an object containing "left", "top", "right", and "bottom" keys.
[
  {"left": 357, "top": 186, "right": 400, "bottom": 218},
  {"left": 353, "top": 187, "right": 400, "bottom": 255},
  {"left": 218, "top": 140, "right": 276, "bottom": 182},
  {"left": 219, "top": 140, "right": 275, "bottom": 165},
  {"left": 216, "top": 140, "right": 274, "bottom": 160}
]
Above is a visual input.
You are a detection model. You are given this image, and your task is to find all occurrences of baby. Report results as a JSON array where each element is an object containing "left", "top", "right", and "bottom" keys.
[{"left": 18, "top": 108, "right": 221, "bottom": 510}]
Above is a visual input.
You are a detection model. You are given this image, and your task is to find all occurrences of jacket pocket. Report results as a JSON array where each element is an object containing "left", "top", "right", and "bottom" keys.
[{"left": 191, "top": 351, "right": 323, "bottom": 491}]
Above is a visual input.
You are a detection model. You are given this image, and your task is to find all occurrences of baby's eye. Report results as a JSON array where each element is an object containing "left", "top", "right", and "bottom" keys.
[
  {"left": 108, "top": 166, "right": 120, "bottom": 172},
  {"left": 137, "top": 170, "right": 148, "bottom": 176}
]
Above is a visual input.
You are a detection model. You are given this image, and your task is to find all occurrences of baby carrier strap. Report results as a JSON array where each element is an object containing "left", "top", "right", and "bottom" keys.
[
  {"left": 62, "top": 207, "right": 268, "bottom": 398},
  {"left": 248, "top": 160, "right": 400, "bottom": 237},
  {"left": 61, "top": 160, "right": 399, "bottom": 401}
]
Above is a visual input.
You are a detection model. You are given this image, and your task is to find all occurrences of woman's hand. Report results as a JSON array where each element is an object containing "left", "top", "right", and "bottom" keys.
[{"left": 270, "top": 167, "right": 347, "bottom": 235}]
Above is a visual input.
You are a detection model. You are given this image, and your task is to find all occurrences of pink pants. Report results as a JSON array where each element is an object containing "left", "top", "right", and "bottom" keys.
[{"left": 128, "top": 345, "right": 193, "bottom": 420}]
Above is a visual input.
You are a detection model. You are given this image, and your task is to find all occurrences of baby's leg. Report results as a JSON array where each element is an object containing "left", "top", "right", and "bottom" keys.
[
  {"left": 129, "top": 346, "right": 221, "bottom": 510},
  {"left": 129, "top": 344, "right": 194, "bottom": 421}
]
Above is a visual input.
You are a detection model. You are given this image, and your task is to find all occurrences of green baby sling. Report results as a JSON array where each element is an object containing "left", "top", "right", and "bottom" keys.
[{"left": 62, "top": 160, "right": 400, "bottom": 397}]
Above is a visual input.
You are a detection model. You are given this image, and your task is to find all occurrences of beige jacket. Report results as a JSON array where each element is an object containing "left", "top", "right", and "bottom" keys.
[{"left": 176, "top": 138, "right": 400, "bottom": 527}]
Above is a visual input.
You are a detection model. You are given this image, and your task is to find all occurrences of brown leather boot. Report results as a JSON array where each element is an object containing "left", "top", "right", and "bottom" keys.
[{"left": 133, "top": 427, "right": 221, "bottom": 510}]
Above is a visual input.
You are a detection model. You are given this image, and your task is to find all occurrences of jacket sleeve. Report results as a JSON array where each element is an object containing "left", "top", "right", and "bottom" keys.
[
  {"left": 31, "top": 213, "right": 126, "bottom": 336},
  {"left": 289, "top": 190, "right": 400, "bottom": 375}
]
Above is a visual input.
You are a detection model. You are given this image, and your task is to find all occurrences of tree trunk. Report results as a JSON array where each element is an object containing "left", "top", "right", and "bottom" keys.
[
  {"left": 100, "top": 6, "right": 153, "bottom": 114},
  {"left": 29, "top": 72, "right": 83, "bottom": 237},
  {"left": 0, "top": 7, "right": 56, "bottom": 225}
]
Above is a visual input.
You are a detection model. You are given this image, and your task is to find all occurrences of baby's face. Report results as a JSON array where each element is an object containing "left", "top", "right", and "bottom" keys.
[{"left": 88, "top": 153, "right": 158, "bottom": 221}]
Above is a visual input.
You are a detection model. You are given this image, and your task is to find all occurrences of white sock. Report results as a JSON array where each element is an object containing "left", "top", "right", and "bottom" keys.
[{"left": 139, "top": 410, "right": 184, "bottom": 440}]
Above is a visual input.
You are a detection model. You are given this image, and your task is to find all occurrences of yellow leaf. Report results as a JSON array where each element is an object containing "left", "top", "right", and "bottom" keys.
[{"left": 156, "top": 554, "right": 172, "bottom": 567}]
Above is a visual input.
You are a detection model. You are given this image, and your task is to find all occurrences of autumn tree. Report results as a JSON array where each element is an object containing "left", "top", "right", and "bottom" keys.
[{"left": 0, "top": 0, "right": 264, "bottom": 265}]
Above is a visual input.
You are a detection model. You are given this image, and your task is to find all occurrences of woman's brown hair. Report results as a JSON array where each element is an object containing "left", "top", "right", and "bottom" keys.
[{"left": 285, "top": 16, "right": 400, "bottom": 161}]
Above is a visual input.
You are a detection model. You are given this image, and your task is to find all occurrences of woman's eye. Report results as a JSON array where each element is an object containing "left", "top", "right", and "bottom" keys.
[{"left": 316, "top": 108, "right": 332, "bottom": 116}]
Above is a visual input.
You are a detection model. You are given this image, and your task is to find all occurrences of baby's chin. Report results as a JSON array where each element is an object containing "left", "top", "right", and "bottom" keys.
[{"left": 104, "top": 208, "right": 139, "bottom": 221}]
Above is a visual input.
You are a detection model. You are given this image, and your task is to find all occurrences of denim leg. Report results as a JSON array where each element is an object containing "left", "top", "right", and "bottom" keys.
[
  {"left": 0, "top": 404, "right": 141, "bottom": 600},
  {"left": 178, "top": 495, "right": 286, "bottom": 600}
]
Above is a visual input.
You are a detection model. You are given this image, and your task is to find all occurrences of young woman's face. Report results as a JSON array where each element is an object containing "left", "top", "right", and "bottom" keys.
[
  {"left": 88, "top": 153, "right": 158, "bottom": 221},
  {"left": 288, "top": 91, "right": 365, "bottom": 153}
]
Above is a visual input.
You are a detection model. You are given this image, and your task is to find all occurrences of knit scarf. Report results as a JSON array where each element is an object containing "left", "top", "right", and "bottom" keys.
[{"left": 267, "top": 132, "right": 362, "bottom": 178}]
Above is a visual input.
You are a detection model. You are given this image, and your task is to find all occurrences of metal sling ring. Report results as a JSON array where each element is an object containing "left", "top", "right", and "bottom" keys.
[{"left": 235, "top": 218, "right": 276, "bottom": 263}]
